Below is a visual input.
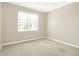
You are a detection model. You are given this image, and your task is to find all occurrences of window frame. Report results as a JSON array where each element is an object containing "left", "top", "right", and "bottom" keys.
[{"left": 18, "top": 11, "right": 38, "bottom": 32}]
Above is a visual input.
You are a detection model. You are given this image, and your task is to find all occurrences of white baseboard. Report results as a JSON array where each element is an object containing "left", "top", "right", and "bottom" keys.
[
  {"left": 2, "top": 37, "right": 45, "bottom": 46},
  {"left": 1, "top": 37, "right": 79, "bottom": 49},
  {"left": 47, "top": 37, "right": 79, "bottom": 49}
]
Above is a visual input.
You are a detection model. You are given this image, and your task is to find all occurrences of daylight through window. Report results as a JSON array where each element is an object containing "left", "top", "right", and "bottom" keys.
[{"left": 18, "top": 11, "right": 38, "bottom": 32}]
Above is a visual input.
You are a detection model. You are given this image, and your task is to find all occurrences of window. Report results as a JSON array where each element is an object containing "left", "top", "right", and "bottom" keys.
[{"left": 18, "top": 11, "right": 38, "bottom": 32}]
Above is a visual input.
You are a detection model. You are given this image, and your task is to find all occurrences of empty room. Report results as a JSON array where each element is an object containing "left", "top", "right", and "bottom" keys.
[{"left": 0, "top": 2, "right": 79, "bottom": 56}]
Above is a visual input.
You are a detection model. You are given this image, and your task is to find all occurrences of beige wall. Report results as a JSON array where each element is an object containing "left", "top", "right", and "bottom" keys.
[
  {"left": 47, "top": 2, "right": 79, "bottom": 46},
  {"left": 2, "top": 2, "right": 46, "bottom": 44},
  {"left": 0, "top": 2, "right": 2, "bottom": 51}
]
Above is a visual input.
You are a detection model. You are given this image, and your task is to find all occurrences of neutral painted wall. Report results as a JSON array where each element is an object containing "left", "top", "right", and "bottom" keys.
[
  {"left": 0, "top": 2, "right": 2, "bottom": 51},
  {"left": 2, "top": 2, "right": 46, "bottom": 44},
  {"left": 47, "top": 2, "right": 79, "bottom": 46}
]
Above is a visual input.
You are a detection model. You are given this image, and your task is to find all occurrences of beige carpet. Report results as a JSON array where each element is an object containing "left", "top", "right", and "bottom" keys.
[{"left": 2, "top": 39, "right": 79, "bottom": 56}]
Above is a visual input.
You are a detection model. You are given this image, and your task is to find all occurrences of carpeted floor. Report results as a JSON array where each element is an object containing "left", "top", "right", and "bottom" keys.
[{"left": 2, "top": 39, "right": 79, "bottom": 56}]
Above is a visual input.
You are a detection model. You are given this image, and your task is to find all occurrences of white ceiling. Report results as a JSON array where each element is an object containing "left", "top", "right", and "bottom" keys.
[{"left": 10, "top": 2, "right": 72, "bottom": 13}]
